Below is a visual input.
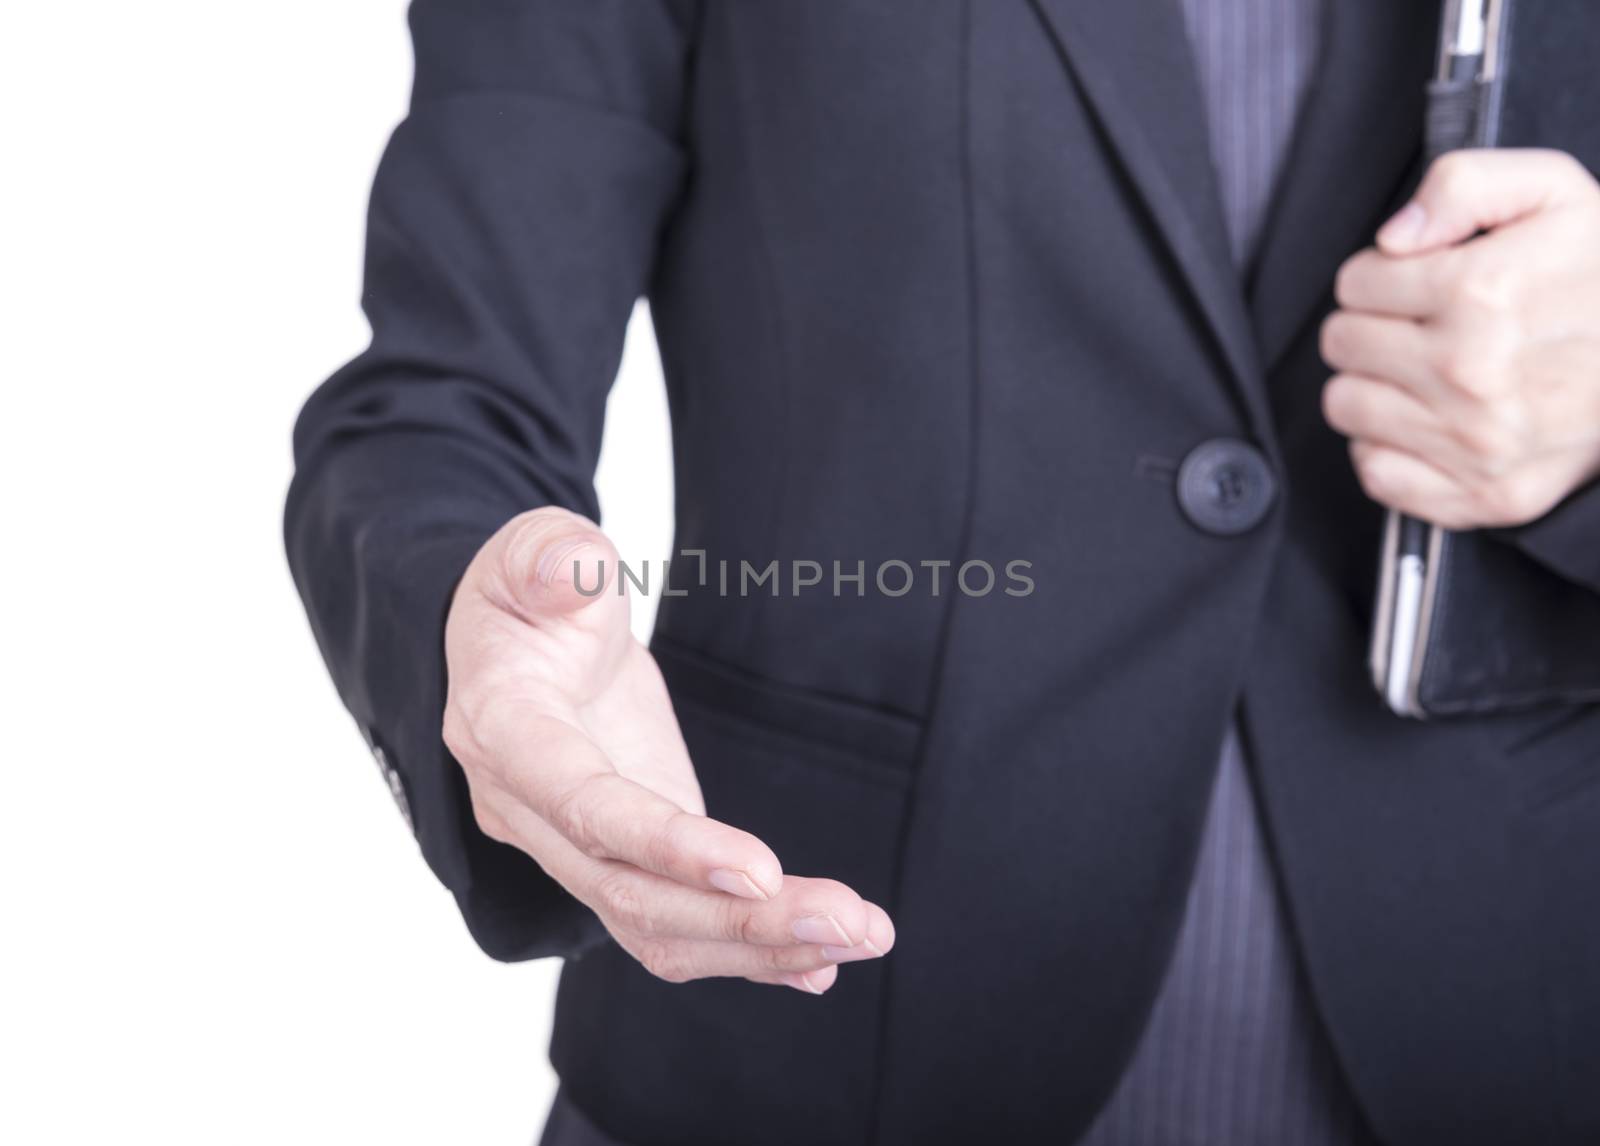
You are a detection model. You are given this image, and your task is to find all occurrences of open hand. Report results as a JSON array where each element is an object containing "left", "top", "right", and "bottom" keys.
[{"left": 442, "top": 508, "right": 893, "bottom": 993}]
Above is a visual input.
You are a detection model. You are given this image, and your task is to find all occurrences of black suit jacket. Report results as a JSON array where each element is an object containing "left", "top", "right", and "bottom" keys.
[{"left": 285, "top": 2, "right": 1600, "bottom": 1143}]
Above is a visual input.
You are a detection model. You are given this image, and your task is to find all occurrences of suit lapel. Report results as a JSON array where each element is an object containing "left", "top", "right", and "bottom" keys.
[
  {"left": 1250, "top": 0, "right": 1440, "bottom": 371},
  {"left": 1029, "top": 0, "right": 1270, "bottom": 437}
]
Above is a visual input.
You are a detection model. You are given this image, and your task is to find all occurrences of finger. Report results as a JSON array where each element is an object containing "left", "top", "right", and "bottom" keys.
[
  {"left": 489, "top": 714, "right": 783, "bottom": 899},
  {"left": 1348, "top": 441, "right": 1475, "bottom": 527},
  {"left": 1335, "top": 246, "right": 1454, "bottom": 319},
  {"left": 634, "top": 936, "right": 846, "bottom": 984},
  {"left": 1319, "top": 311, "right": 1441, "bottom": 400},
  {"left": 1322, "top": 374, "right": 1466, "bottom": 471},
  {"left": 494, "top": 506, "right": 620, "bottom": 620},
  {"left": 477, "top": 784, "right": 789, "bottom": 934},
  {"left": 585, "top": 867, "right": 877, "bottom": 946},
  {"left": 479, "top": 790, "right": 879, "bottom": 995},
  {"left": 1377, "top": 149, "right": 1593, "bottom": 256},
  {"left": 749, "top": 964, "right": 841, "bottom": 996}
]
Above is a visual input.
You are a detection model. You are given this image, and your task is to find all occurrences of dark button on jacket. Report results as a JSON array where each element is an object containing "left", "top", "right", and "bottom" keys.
[{"left": 1177, "top": 438, "right": 1277, "bottom": 535}]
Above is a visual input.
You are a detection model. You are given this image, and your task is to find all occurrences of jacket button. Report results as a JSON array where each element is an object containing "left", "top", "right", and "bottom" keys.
[
  {"left": 1176, "top": 438, "right": 1276, "bottom": 535},
  {"left": 371, "top": 745, "right": 415, "bottom": 830}
]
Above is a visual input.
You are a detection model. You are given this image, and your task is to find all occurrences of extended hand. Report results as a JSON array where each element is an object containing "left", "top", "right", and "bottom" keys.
[
  {"left": 1321, "top": 149, "right": 1600, "bottom": 529},
  {"left": 443, "top": 508, "right": 893, "bottom": 993}
]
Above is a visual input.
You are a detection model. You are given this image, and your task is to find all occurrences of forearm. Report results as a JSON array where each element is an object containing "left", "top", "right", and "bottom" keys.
[
  {"left": 285, "top": 428, "right": 605, "bottom": 961},
  {"left": 284, "top": 0, "right": 697, "bottom": 959}
]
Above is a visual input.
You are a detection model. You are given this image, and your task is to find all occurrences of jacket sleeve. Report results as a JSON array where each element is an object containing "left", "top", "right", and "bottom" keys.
[
  {"left": 1502, "top": 479, "right": 1600, "bottom": 595},
  {"left": 283, "top": 0, "right": 699, "bottom": 962}
]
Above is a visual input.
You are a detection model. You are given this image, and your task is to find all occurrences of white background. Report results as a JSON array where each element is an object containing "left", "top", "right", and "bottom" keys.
[{"left": 3, "top": 5, "right": 674, "bottom": 1143}]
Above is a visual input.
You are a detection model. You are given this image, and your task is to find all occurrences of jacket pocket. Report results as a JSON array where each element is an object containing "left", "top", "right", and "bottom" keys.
[
  {"left": 651, "top": 637, "right": 923, "bottom": 782},
  {"left": 549, "top": 639, "right": 919, "bottom": 1145}
]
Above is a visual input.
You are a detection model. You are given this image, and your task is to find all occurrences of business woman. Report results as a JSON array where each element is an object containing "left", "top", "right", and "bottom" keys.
[{"left": 286, "top": 2, "right": 1600, "bottom": 1142}]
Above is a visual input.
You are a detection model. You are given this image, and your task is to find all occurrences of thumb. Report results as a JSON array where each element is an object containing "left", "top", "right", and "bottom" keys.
[
  {"left": 495, "top": 506, "right": 620, "bottom": 619},
  {"left": 1377, "top": 149, "right": 1584, "bottom": 256}
]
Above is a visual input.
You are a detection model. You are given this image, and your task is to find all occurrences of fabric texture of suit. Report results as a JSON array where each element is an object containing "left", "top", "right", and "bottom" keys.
[{"left": 285, "top": 2, "right": 1600, "bottom": 1143}]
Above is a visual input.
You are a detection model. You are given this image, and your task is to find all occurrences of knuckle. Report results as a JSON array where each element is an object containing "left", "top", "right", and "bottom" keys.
[
  {"left": 1449, "top": 261, "right": 1520, "bottom": 321},
  {"left": 715, "top": 897, "right": 761, "bottom": 945},
  {"left": 642, "top": 811, "right": 695, "bottom": 877},
  {"left": 1455, "top": 400, "right": 1527, "bottom": 469},
  {"left": 1478, "top": 471, "right": 1548, "bottom": 526},
  {"left": 595, "top": 871, "right": 652, "bottom": 934},
  {"left": 757, "top": 945, "right": 803, "bottom": 974},
  {"left": 548, "top": 776, "right": 608, "bottom": 857},
  {"left": 1436, "top": 341, "right": 1504, "bottom": 399},
  {"left": 637, "top": 941, "right": 695, "bottom": 984},
  {"left": 736, "top": 912, "right": 765, "bottom": 947}
]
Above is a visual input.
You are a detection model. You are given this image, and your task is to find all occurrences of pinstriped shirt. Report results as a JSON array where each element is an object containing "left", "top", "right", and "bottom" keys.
[{"left": 1077, "top": 2, "right": 1379, "bottom": 1144}]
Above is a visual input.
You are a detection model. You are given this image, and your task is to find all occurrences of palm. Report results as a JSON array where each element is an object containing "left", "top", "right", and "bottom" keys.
[{"left": 467, "top": 575, "right": 706, "bottom": 817}]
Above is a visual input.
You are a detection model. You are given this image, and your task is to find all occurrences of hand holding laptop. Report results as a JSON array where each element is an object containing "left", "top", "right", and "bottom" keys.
[{"left": 1333, "top": 0, "right": 1600, "bottom": 717}]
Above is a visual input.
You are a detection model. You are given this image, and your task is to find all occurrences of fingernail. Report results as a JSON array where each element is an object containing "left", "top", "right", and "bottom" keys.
[
  {"left": 792, "top": 914, "right": 853, "bottom": 946},
  {"left": 1378, "top": 201, "right": 1427, "bottom": 249},
  {"left": 819, "top": 942, "right": 885, "bottom": 964},
  {"left": 535, "top": 538, "right": 590, "bottom": 586},
  {"left": 709, "top": 868, "right": 770, "bottom": 901}
]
